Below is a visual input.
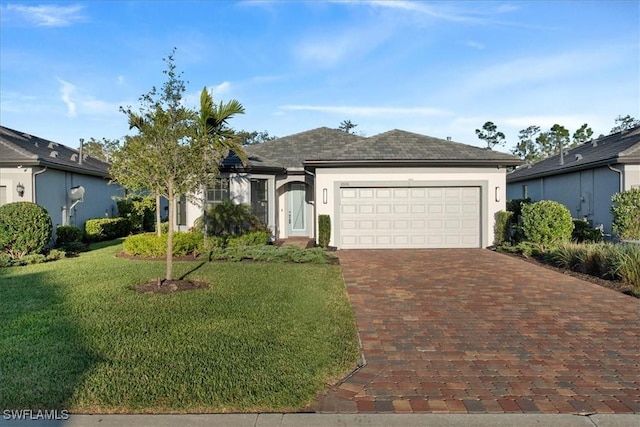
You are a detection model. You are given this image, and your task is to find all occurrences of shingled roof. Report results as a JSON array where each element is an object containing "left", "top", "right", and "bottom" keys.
[
  {"left": 0, "top": 126, "right": 110, "bottom": 177},
  {"left": 247, "top": 127, "right": 521, "bottom": 169},
  {"left": 245, "top": 127, "right": 365, "bottom": 169},
  {"left": 507, "top": 126, "right": 640, "bottom": 183},
  {"left": 305, "top": 129, "right": 522, "bottom": 167}
]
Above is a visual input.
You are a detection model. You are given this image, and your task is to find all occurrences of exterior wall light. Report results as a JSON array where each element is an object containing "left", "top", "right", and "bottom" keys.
[
  {"left": 495, "top": 186, "right": 501, "bottom": 202},
  {"left": 16, "top": 182, "right": 25, "bottom": 197}
]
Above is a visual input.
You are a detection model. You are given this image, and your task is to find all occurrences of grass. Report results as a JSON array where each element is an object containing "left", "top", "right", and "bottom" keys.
[{"left": 0, "top": 241, "right": 360, "bottom": 413}]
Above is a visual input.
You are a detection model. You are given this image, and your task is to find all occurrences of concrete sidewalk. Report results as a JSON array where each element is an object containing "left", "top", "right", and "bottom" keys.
[{"left": 1, "top": 413, "right": 640, "bottom": 427}]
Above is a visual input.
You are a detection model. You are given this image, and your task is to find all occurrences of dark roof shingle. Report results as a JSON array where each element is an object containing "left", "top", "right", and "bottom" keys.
[
  {"left": 507, "top": 126, "right": 640, "bottom": 182},
  {"left": 0, "top": 126, "right": 111, "bottom": 177}
]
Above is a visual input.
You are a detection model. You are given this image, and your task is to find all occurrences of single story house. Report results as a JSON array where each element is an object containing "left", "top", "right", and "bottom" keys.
[
  {"left": 0, "top": 125, "right": 123, "bottom": 230},
  {"left": 179, "top": 127, "right": 522, "bottom": 249},
  {"left": 506, "top": 126, "right": 640, "bottom": 235}
]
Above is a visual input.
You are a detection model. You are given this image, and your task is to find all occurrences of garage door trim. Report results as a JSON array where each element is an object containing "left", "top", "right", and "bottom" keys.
[{"left": 333, "top": 180, "right": 489, "bottom": 249}]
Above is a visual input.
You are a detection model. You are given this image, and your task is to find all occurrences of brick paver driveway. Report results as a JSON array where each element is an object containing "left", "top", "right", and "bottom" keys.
[{"left": 315, "top": 249, "right": 640, "bottom": 414}]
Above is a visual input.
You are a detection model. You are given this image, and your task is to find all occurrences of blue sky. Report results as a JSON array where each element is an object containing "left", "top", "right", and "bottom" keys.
[{"left": 1, "top": 1, "right": 638, "bottom": 153}]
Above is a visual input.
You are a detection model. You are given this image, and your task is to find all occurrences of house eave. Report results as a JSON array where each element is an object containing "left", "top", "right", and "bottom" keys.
[
  {"left": 304, "top": 159, "right": 523, "bottom": 168},
  {"left": 506, "top": 157, "right": 635, "bottom": 183},
  {"left": 0, "top": 159, "right": 110, "bottom": 178}
]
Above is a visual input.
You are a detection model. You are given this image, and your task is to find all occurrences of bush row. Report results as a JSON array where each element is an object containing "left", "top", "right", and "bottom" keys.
[{"left": 499, "top": 241, "right": 640, "bottom": 293}]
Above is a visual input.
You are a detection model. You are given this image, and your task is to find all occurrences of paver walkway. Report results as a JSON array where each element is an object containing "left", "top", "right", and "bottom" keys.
[{"left": 314, "top": 249, "right": 640, "bottom": 414}]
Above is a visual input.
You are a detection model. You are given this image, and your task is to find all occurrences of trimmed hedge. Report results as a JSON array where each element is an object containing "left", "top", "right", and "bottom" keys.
[
  {"left": 226, "top": 231, "right": 271, "bottom": 247},
  {"left": 123, "top": 232, "right": 203, "bottom": 257},
  {"left": 56, "top": 225, "right": 84, "bottom": 246},
  {"left": 611, "top": 188, "right": 640, "bottom": 240},
  {"left": 494, "top": 211, "right": 513, "bottom": 246},
  {"left": 0, "top": 202, "right": 52, "bottom": 259},
  {"left": 318, "top": 215, "right": 331, "bottom": 248},
  {"left": 521, "top": 200, "right": 574, "bottom": 246},
  {"left": 85, "top": 217, "right": 131, "bottom": 242}
]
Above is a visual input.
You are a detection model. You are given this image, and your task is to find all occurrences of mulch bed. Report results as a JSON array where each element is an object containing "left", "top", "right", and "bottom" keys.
[
  {"left": 133, "top": 278, "right": 209, "bottom": 294},
  {"left": 499, "top": 251, "right": 638, "bottom": 297},
  {"left": 116, "top": 251, "right": 202, "bottom": 262}
]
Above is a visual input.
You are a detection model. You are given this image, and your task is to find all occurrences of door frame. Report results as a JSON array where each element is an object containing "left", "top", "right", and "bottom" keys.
[{"left": 287, "top": 182, "right": 307, "bottom": 236}]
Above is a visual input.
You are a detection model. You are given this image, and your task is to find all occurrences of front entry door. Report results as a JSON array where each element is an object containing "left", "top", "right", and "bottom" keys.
[{"left": 288, "top": 182, "right": 307, "bottom": 236}]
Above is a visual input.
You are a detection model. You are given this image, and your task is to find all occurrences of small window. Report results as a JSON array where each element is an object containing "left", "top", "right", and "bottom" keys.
[
  {"left": 522, "top": 185, "right": 528, "bottom": 199},
  {"left": 206, "top": 177, "right": 230, "bottom": 207}
]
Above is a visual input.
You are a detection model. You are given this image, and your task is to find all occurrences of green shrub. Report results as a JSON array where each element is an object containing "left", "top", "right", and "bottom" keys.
[
  {"left": 45, "top": 249, "right": 66, "bottom": 261},
  {"left": 56, "top": 225, "right": 84, "bottom": 245},
  {"left": 611, "top": 243, "right": 640, "bottom": 289},
  {"left": 318, "top": 215, "right": 331, "bottom": 248},
  {"left": 226, "top": 231, "right": 271, "bottom": 247},
  {"left": 611, "top": 188, "right": 640, "bottom": 240},
  {"left": 0, "top": 202, "right": 52, "bottom": 259},
  {"left": 572, "top": 219, "right": 603, "bottom": 243},
  {"left": 160, "top": 222, "right": 169, "bottom": 234},
  {"left": 122, "top": 232, "right": 203, "bottom": 257},
  {"left": 117, "top": 196, "right": 156, "bottom": 233},
  {"left": 207, "top": 245, "right": 333, "bottom": 264},
  {"left": 194, "top": 200, "right": 267, "bottom": 237},
  {"left": 0, "top": 253, "right": 12, "bottom": 268},
  {"left": 577, "top": 243, "right": 616, "bottom": 278},
  {"left": 494, "top": 211, "right": 513, "bottom": 246},
  {"left": 521, "top": 200, "right": 574, "bottom": 246},
  {"left": 548, "top": 243, "right": 582, "bottom": 271},
  {"left": 85, "top": 217, "right": 131, "bottom": 242}
]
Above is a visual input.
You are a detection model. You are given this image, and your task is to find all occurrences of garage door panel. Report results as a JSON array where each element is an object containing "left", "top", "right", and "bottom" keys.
[
  {"left": 339, "top": 186, "right": 480, "bottom": 249},
  {"left": 359, "top": 204, "right": 374, "bottom": 214}
]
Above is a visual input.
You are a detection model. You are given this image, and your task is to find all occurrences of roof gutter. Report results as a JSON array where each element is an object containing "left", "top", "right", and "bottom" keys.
[
  {"left": 304, "top": 159, "right": 523, "bottom": 168},
  {"left": 608, "top": 164, "right": 623, "bottom": 192}
]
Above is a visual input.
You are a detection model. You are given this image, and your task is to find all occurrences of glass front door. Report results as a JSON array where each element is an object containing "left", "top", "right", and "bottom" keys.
[{"left": 288, "top": 182, "right": 307, "bottom": 236}]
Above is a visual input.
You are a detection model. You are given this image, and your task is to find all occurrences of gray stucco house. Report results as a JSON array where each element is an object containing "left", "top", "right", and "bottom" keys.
[
  {"left": 506, "top": 126, "right": 640, "bottom": 235},
  {"left": 180, "top": 127, "right": 522, "bottom": 249},
  {"left": 0, "top": 126, "right": 123, "bottom": 230}
]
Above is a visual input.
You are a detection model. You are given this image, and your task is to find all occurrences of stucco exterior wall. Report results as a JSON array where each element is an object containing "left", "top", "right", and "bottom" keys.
[
  {"left": 506, "top": 165, "right": 624, "bottom": 234},
  {"left": 180, "top": 173, "right": 278, "bottom": 237},
  {"left": 624, "top": 164, "right": 640, "bottom": 190},
  {"left": 314, "top": 167, "right": 506, "bottom": 248},
  {"left": 35, "top": 169, "right": 122, "bottom": 229},
  {"left": 1, "top": 167, "right": 121, "bottom": 232},
  {"left": 0, "top": 167, "right": 36, "bottom": 205}
]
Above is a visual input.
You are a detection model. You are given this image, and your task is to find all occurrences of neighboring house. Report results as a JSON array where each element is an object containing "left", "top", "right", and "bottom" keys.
[
  {"left": 180, "top": 127, "right": 522, "bottom": 249},
  {"left": 506, "top": 126, "right": 640, "bottom": 235},
  {"left": 0, "top": 126, "right": 122, "bottom": 231}
]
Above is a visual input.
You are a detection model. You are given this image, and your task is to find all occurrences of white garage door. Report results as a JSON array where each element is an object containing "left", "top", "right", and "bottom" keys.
[{"left": 339, "top": 187, "right": 481, "bottom": 249}]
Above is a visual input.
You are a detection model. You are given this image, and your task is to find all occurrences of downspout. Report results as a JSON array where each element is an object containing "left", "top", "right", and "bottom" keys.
[
  {"left": 32, "top": 167, "right": 48, "bottom": 203},
  {"left": 305, "top": 169, "right": 316, "bottom": 243},
  {"left": 608, "top": 164, "right": 623, "bottom": 192}
]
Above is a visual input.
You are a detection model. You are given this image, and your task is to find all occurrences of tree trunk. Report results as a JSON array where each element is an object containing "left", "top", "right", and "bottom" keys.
[
  {"left": 166, "top": 182, "right": 174, "bottom": 281},
  {"left": 156, "top": 194, "right": 162, "bottom": 237}
]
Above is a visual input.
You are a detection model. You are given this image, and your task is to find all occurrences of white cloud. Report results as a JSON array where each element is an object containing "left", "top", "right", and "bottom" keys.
[
  {"left": 117, "top": 75, "right": 125, "bottom": 85},
  {"left": 2, "top": 4, "right": 86, "bottom": 27},
  {"left": 211, "top": 81, "right": 231, "bottom": 96},
  {"left": 465, "top": 40, "right": 485, "bottom": 50},
  {"left": 280, "top": 104, "right": 451, "bottom": 117},
  {"left": 57, "top": 78, "right": 77, "bottom": 117}
]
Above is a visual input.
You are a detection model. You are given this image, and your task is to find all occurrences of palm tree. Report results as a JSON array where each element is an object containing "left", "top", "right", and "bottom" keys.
[{"left": 197, "top": 88, "right": 247, "bottom": 166}]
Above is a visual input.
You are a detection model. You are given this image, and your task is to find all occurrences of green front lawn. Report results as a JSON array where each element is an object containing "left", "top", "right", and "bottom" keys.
[{"left": 0, "top": 242, "right": 359, "bottom": 413}]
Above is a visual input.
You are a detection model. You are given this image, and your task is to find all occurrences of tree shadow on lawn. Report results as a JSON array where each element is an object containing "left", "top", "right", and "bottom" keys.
[{"left": 0, "top": 270, "right": 102, "bottom": 412}]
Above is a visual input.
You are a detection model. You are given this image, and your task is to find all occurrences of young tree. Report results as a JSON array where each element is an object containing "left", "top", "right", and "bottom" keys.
[
  {"left": 81, "top": 137, "right": 120, "bottom": 162},
  {"left": 111, "top": 50, "right": 244, "bottom": 283},
  {"left": 235, "top": 130, "right": 277, "bottom": 146},
  {"left": 475, "top": 121, "right": 506, "bottom": 150},
  {"left": 338, "top": 120, "right": 358, "bottom": 134},
  {"left": 611, "top": 115, "right": 640, "bottom": 134},
  {"left": 572, "top": 123, "right": 594, "bottom": 146},
  {"left": 537, "top": 124, "right": 570, "bottom": 159},
  {"left": 511, "top": 125, "right": 541, "bottom": 163}
]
